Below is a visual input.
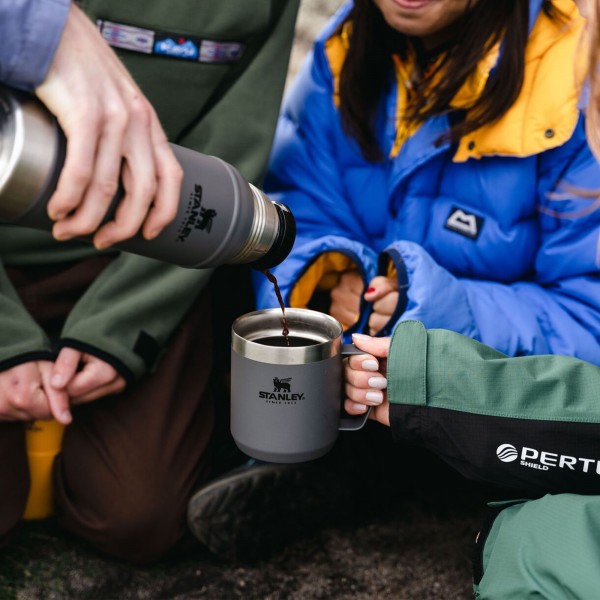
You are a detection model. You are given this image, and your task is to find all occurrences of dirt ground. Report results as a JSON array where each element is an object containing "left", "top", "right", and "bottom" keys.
[
  {"left": 1, "top": 2, "right": 499, "bottom": 598},
  {"left": 2, "top": 453, "right": 493, "bottom": 600}
]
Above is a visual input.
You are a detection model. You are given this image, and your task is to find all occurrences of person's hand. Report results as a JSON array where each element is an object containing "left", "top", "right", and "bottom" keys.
[
  {"left": 51, "top": 348, "right": 126, "bottom": 404},
  {"left": 364, "top": 276, "right": 399, "bottom": 335},
  {"left": 330, "top": 270, "right": 363, "bottom": 328},
  {"left": 0, "top": 361, "right": 71, "bottom": 424},
  {"left": 35, "top": 2, "right": 183, "bottom": 250},
  {"left": 344, "top": 333, "right": 391, "bottom": 427}
]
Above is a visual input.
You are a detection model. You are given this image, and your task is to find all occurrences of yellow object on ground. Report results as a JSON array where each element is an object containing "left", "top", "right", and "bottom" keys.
[{"left": 22, "top": 419, "right": 66, "bottom": 520}]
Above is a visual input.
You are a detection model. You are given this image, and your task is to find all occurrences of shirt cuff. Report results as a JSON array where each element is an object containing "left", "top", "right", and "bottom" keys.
[{"left": 6, "top": 0, "right": 71, "bottom": 90}]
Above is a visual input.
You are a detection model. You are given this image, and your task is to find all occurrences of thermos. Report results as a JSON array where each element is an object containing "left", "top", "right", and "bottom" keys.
[{"left": 0, "top": 85, "right": 295, "bottom": 270}]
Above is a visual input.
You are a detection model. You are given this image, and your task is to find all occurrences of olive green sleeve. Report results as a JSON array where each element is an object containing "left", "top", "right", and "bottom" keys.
[
  {"left": 60, "top": 254, "right": 212, "bottom": 381},
  {"left": 0, "top": 263, "right": 52, "bottom": 370},
  {"left": 387, "top": 321, "right": 600, "bottom": 494}
]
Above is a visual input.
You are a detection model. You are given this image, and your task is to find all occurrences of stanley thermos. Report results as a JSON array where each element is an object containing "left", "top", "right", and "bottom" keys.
[{"left": 0, "top": 85, "right": 295, "bottom": 269}]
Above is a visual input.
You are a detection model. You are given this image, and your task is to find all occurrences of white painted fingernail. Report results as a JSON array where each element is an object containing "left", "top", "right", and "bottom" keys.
[
  {"left": 362, "top": 359, "right": 379, "bottom": 371},
  {"left": 368, "top": 376, "right": 387, "bottom": 389},
  {"left": 366, "top": 390, "right": 383, "bottom": 404},
  {"left": 353, "top": 403, "right": 368, "bottom": 412}
]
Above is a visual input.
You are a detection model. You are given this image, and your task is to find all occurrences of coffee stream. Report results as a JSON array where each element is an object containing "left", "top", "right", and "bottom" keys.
[{"left": 262, "top": 269, "right": 290, "bottom": 345}]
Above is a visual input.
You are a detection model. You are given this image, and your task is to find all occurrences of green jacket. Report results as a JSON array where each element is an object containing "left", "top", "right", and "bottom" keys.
[
  {"left": 388, "top": 321, "right": 600, "bottom": 495},
  {"left": 387, "top": 325, "right": 600, "bottom": 598},
  {"left": 0, "top": 0, "right": 299, "bottom": 380}
]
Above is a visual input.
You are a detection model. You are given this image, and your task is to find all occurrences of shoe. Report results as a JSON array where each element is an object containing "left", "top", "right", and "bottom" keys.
[{"left": 187, "top": 458, "right": 349, "bottom": 562}]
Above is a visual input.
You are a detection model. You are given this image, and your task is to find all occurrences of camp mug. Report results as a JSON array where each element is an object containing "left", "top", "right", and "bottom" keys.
[{"left": 230, "top": 308, "right": 371, "bottom": 463}]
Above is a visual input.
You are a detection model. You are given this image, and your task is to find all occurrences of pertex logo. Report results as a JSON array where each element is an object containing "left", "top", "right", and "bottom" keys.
[
  {"left": 496, "top": 443, "right": 600, "bottom": 475},
  {"left": 496, "top": 444, "right": 519, "bottom": 462}
]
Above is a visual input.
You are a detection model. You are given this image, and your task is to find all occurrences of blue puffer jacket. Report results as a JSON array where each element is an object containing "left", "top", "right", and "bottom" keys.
[{"left": 254, "top": 0, "right": 600, "bottom": 363}]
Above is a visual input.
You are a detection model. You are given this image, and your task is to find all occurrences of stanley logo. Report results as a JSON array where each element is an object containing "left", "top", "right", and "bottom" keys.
[
  {"left": 176, "top": 184, "right": 217, "bottom": 242},
  {"left": 259, "top": 378, "right": 305, "bottom": 403}
]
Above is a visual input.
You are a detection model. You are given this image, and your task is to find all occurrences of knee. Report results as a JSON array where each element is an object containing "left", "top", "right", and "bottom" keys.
[{"left": 60, "top": 485, "right": 185, "bottom": 563}]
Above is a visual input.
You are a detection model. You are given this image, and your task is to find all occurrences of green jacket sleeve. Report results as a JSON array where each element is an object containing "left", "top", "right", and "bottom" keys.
[
  {"left": 60, "top": 254, "right": 212, "bottom": 382},
  {"left": 0, "top": 263, "right": 53, "bottom": 370},
  {"left": 387, "top": 321, "right": 600, "bottom": 494}
]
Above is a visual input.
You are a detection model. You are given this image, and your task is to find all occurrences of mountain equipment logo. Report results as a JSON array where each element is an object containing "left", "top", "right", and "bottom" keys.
[
  {"left": 259, "top": 377, "right": 305, "bottom": 404},
  {"left": 445, "top": 207, "right": 484, "bottom": 240},
  {"left": 496, "top": 444, "right": 519, "bottom": 462}
]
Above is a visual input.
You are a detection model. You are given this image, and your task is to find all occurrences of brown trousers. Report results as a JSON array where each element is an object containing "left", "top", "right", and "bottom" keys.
[{"left": 0, "top": 256, "right": 216, "bottom": 562}]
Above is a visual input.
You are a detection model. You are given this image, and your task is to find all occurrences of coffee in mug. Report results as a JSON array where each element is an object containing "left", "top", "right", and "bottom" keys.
[{"left": 230, "top": 308, "right": 370, "bottom": 463}]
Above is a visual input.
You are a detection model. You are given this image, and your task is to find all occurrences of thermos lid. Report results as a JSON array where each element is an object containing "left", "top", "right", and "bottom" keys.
[{"left": 0, "top": 85, "right": 62, "bottom": 221}]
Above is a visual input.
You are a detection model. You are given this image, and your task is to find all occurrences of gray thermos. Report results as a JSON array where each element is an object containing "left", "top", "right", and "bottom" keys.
[{"left": 0, "top": 85, "right": 295, "bottom": 270}]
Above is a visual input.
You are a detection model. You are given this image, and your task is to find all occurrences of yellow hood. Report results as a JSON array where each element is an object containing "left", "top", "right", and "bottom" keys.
[{"left": 324, "top": 0, "right": 588, "bottom": 161}]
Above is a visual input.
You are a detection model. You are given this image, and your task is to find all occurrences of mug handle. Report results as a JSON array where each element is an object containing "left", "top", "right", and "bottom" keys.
[{"left": 338, "top": 343, "right": 373, "bottom": 431}]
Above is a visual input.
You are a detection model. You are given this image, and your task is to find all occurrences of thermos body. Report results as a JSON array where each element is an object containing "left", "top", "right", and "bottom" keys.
[{"left": 0, "top": 86, "right": 295, "bottom": 270}]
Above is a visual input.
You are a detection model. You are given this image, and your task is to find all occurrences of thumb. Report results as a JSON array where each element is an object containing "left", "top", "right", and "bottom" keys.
[
  {"left": 51, "top": 347, "right": 82, "bottom": 390},
  {"left": 351, "top": 333, "right": 391, "bottom": 358}
]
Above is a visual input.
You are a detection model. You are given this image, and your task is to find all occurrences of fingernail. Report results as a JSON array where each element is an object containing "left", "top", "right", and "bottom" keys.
[
  {"left": 368, "top": 376, "right": 387, "bottom": 389},
  {"left": 362, "top": 359, "right": 379, "bottom": 371},
  {"left": 94, "top": 240, "right": 108, "bottom": 251},
  {"left": 366, "top": 287, "right": 376, "bottom": 294},
  {"left": 51, "top": 374, "right": 63, "bottom": 387},
  {"left": 366, "top": 390, "right": 384, "bottom": 404},
  {"left": 145, "top": 228, "right": 160, "bottom": 240},
  {"left": 352, "top": 403, "right": 368, "bottom": 412},
  {"left": 62, "top": 410, "right": 72, "bottom": 423},
  {"left": 352, "top": 333, "right": 370, "bottom": 341}
]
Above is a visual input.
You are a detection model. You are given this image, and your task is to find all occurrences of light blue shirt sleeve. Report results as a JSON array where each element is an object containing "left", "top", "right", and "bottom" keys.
[{"left": 0, "top": 0, "right": 71, "bottom": 91}]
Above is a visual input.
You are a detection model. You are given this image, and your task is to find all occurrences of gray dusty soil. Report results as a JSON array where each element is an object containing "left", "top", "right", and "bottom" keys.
[
  {"left": 1, "top": 478, "right": 489, "bottom": 600},
  {"left": 0, "top": 2, "right": 499, "bottom": 598},
  {"left": 2, "top": 436, "right": 501, "bottom": 599}
]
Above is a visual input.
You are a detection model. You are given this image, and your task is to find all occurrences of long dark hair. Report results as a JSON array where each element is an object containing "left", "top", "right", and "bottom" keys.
[{"left": 339, "top": 0, "right": 555, "bottom": 162}]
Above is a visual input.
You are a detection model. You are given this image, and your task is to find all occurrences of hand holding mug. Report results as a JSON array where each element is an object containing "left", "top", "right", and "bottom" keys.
[{"left": 344, "top": 333, "right": 391, "bottom": 427}]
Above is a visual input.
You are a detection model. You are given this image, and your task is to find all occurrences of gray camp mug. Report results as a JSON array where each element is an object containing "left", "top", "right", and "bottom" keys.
[{"left": 231, "top": 308, "right": 371, "bottom": 463}]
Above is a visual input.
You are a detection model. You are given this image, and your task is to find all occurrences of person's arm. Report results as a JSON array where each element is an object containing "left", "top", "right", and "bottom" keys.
[
  {"left": 56, "top": 255, "right": 213, "bottom": 384},
  {"left": 371, "top": 115, "right": 600, "bottom": 362},
  {"left": 346, "top": 323, "right": 600, "bottom": 495},
  {"left": 0, "top": 263, "right": 71, "bottom": 423},
  {"left": 34, "top": 2, "right": 182, "bottom": 249},
  {"left": 0, "top": 264, "right": 53, "bottom": 370},
  {"left": 1, "top": 2, "right": 182, "bottom": 247},
  {"left": 0, "top": 0, "right": 70, "bottom": 91}
]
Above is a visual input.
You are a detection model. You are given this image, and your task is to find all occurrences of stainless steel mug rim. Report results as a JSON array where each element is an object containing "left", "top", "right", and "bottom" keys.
[{"left": 232, "top": 308, "right": 343, "bottom": 364}]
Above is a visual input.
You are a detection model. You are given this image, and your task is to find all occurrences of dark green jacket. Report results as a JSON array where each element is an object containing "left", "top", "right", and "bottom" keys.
[{"left": 0, "top": 0, "right": 299, "bottom": 380}]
